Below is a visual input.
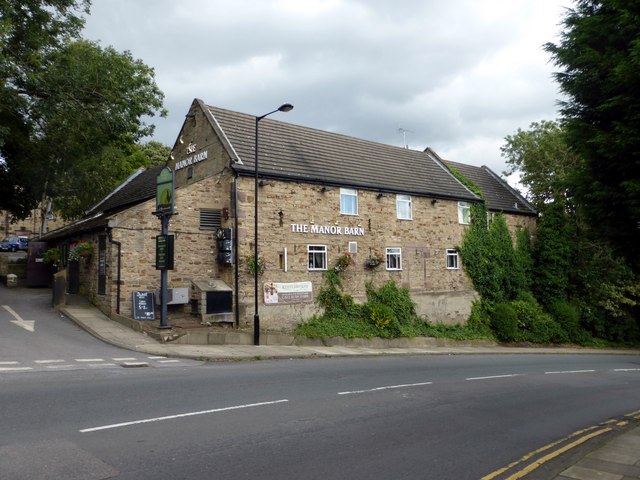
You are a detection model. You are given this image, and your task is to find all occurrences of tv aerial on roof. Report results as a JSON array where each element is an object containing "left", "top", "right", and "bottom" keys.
[{"left": 397, "top": 127, "right": 413, "bottom": 149}]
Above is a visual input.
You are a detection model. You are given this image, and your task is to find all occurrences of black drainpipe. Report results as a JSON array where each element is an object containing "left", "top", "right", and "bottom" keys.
[
  {"left": 233, "top": 175, "right": 240, "bottom": 327},
  {"left": 107, "top": 229, "right": 122, "bottom": 315}
]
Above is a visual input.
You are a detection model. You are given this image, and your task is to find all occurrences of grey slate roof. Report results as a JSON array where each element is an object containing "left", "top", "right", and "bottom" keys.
[
  {"left": 85, "top": 165, "right": 164, "bottom": 216},
  {"left": 41, "top": 165, "right": 163, "bottom": 241},
  {"left": 207, "top": 105, "right": 479, "bottom": 202},
  {"left": 443, "top": 159, "right": 537, "bottom": 216}
]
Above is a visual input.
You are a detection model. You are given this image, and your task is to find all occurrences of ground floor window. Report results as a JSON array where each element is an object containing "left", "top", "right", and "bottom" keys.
[
  {"left": 446, "top": 249, "right": 459, "bottom": 269},
  {"left": 386, "top": 247, "right": 402, "bottom": 270},
  {"left": 308, "top": 245, "right": 327, "bottom": 270}
]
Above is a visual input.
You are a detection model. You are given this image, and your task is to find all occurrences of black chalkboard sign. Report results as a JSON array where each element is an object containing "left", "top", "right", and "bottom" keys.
[{"left": 132, "top": 291, "right": 155, "bottom": 320}]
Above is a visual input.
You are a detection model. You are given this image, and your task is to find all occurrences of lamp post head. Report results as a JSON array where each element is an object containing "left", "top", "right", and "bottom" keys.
[{"left": 278, "top": 103, "right": 294, "bottom": 113}]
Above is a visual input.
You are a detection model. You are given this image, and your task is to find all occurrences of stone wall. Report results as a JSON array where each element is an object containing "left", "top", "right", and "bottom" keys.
[{"left": 234, "top": 178, "right": 477, "bottom": 327}]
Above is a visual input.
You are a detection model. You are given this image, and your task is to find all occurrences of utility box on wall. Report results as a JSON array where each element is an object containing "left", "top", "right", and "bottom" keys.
[
  {"left": 216, "top": 228, "right": 233, "bottom": 264},
  {"left": 191, "top": 279, "right": 233, "bottom": 324},
  {"left": 155, "top": 287, "right": 189, "bottom": 305}
]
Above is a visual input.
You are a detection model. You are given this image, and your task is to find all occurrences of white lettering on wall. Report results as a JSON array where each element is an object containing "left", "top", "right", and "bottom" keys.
[
  {"left": 175, "top": 150, "right": 208, "bottom": 171},
  {"left": 290, "top": 223, "right": 365, "bottom": 236}
]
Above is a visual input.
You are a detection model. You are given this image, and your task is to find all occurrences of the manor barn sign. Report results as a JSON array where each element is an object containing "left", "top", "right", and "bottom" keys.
[
  {"left": 175, "top": 146, "right": 208, "bottom": 171},
  {"left": 290, "top": 223, "right": 365, "bottom": 236}
]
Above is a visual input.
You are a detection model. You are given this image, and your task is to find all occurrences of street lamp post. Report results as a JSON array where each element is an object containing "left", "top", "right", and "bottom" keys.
[{"left": 254, "top": 103, "right": 293, "bottom": 346}]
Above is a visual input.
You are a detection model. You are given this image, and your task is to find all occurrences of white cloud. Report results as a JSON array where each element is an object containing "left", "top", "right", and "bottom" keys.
[{"left": 83, "top": 0, "right": 571, "bottom": 178}]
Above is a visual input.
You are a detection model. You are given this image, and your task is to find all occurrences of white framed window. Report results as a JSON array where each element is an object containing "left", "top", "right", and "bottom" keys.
[
  {"left": 340, "top": 188, "right": 358, "bottom": 215},
  {"left": 386, "top": 247, "right": 402, "bottom": 270},
  {"left": 308, "top": 245, "right": 327, "bottom": 270},
  {"left": 458, "top": 202, "right": 471, "bottom": 225},
  {"left": 348, "top": 241, "right": 357, "bottom": 254},
  {"left": 446, "top": 249, "right": 459, "bottom": 269},
  {"left": 396, "top": 194, "right": 412, "bottom": 220}
]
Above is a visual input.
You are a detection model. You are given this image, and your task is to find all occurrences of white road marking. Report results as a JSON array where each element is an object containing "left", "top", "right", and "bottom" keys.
[
  {"left": 46, "top": 365, "right": 74, "bottom": 369},
  {"left": 34, "top": 359, "right": 66, "bottom": 364},
  {"left": 122, "top": 362, "right": 149, "bottom": 367},
  {"left": 0, "top": 367, "right": 33, "bottom": 372},
  {"left": 545, "top": 370, "right": 596, "bottom": 374},
  {"left": 338, "top": 382, "right": 433, "bottom": 395},
  {"left": 90, "top": 363, "right": 117, "bottom": 368},
  {"left": 113, "top": 357, "right": 137, "bottom": 361},
  {"left": 75, "top": 358, "right": 104, "bottom": 362},
  {"left": 147, "top": 356, "right": 166, "bottom": 359},
  {"left": 614, "top": 368, "right": 640, "bottom": 372},
  {"left": 80, "top": 399, "right": 290, "bottom": 433},
  {"left": 466, "top": 374, "right": 520, "bottom": 381},
  {"left": 0, "top": 361, "right": 19, "bottom": 365},
  {"left": 158, "top": 360, "right": 180, "bottom": 363},
  {"left": 3, "top": 305, "right": 35, "bottom": 332}
]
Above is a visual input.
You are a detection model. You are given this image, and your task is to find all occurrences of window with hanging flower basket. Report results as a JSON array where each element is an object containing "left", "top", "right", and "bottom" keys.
[{"left": 68, "top": 241, "right": 94, "bottom": 261}]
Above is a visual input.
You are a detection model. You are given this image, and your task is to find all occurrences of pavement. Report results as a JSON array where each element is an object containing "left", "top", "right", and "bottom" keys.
[{"left": 58, "top": 303, "right": 640, "bottom": 480}]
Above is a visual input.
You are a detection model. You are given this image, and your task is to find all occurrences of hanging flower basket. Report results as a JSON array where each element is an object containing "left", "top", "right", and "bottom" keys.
[
  {"left": 247, "top": 254, "right": 266, "bottom": 276},
  {"left": 68, "top": 241, "right": 94, "bottom": 261},
  {"left": 364, "top": 252, "right": 383, "bottom": 270},
  {"left": 43, "top": 247, "right": 62, "bottom": 267},
  {"left": 333, "top": 252, "right": 353, "bottom": 273}
]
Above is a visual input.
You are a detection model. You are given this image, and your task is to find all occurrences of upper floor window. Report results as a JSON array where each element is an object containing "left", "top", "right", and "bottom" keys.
[
  {"left": 340, "top": 188, "right": 358, "bottom": 215},
  {"left": 386, "top": 247, "right": 402, "bottom": 271},
  {"left": 308, "top": 245, "right": 327, "bottom": 271},
  {"left": 458, "top": 202, "right": 471, "bottom": 225},
  {"left": 396, "top": 194, "right": 412, "bottom": 220},
  {"left": 446, "top": 249, "right": 460, "bottom": 269}
]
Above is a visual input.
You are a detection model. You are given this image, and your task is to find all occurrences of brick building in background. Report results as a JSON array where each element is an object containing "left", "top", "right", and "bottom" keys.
[{"left": 40, "top": 99, "right": 537, "bottom": 334}]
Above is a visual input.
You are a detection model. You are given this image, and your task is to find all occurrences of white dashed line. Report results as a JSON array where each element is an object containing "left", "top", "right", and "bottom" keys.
[
  {"left": 545, "top": 370, "right": 596, "bottom": 375},
  {"left": 75, "top": 358, "right": 105, "bottom": 363},
  {"left": 158, "top": 360, "right": 180, "bottom": 363},
  {"left": 80, "top": 399, "right": 290, "bottom": 433},
  {"left": 0, "top": 361, "right": 20, "bottom": 365},
  {"left": 113, "top": 357, "right": 138, "bottom": 361},
  {"left": 34, "top": 359, "right": 66, "bottom": 364},
  {"left": 147, "top": 356, "right": 166, "bottom": 359},
  {"left": 614, "top": 368, "right": 640, "bottom": 372},
  {"left": 122, "top": 362, "right": 149, "bottom": 367},
  {"left": 466, "top": 374, "right": 520, "bottom": 381},
  {"left": 338, "top": 382, "right": 433, "bottom": 395},
  {"left": 46, "top": 365, "right": 74, "bottom": 369},
  {"left": 0, "top": 367, "right": 33, "bottom": 372}
]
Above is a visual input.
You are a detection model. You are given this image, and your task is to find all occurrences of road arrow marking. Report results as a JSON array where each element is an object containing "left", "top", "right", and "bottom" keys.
[{"left": 3, "top": 305, "right": 35, "bottom": 332}]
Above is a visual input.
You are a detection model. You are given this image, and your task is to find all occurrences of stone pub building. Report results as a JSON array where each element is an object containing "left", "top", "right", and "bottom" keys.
[{"left": 41, "top": 99, "right": 537, "bottom": 335}]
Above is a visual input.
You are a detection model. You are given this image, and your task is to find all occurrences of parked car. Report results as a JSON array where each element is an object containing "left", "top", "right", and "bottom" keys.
[
  {"left": 0, "top": 237, "right": 22, "bottom": 252},
  {"left": 18, "top": 236, "right": 29, "bottom": 251}
]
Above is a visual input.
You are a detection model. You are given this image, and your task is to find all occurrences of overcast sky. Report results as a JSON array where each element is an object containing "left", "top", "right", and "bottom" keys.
[{"left": 83, "top": 0, "right": 569, "bottom": 176}]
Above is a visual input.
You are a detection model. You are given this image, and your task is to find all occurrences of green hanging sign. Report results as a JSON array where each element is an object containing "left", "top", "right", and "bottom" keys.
[{"left": 156, "top": 167, "right": 174, "bottom": 214}]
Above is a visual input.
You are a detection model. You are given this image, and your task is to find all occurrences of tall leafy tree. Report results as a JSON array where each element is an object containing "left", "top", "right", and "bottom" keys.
[
  {"left": 501, "top": 120, "right": 581, "bottom": 210},
  {"left": 1, "top": 0, "right": 89, "bottom": 217},
  {"left": 545, "top": 0, "right": 640, "bottom": 270},
  {"left": 1, "top": 1, "right": 166, "bottom": 228}
]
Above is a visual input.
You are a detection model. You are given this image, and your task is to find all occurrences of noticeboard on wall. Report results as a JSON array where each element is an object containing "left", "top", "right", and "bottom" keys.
[{"left": 132, "top": 291, "right": 155, "bottom": 320}]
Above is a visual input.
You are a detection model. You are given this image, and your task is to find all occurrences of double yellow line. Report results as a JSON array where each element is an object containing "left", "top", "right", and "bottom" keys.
[{"left": 481, "top": 409, "right": 640, "bottom": 480}]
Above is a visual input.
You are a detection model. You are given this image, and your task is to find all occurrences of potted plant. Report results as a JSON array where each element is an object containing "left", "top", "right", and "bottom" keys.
[{"left": 68, "top": 241, "right": 94, "bottom": 261}]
